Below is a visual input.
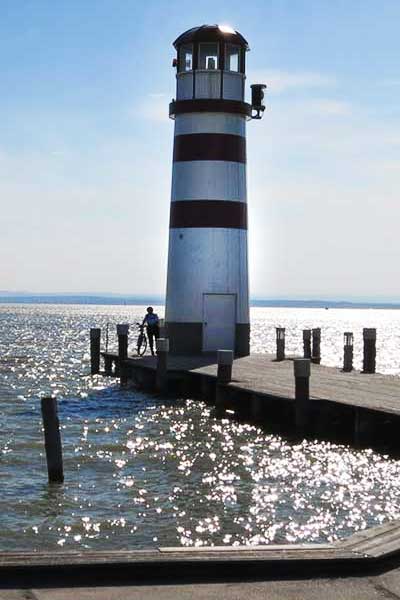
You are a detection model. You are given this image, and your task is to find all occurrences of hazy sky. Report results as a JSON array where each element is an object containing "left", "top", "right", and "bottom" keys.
[{"left": 1, "top": 0, "right": 400, "bottom": 300}]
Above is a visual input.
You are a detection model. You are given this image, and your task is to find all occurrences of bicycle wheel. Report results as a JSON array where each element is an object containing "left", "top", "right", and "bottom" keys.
[{"left": 137, "top": 333, "right": 147, "bottom": 356}]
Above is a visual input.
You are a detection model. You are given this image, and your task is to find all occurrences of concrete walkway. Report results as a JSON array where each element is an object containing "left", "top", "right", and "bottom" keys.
[{"left": 4, "top": 569, "right": 400, "bottom": 600}]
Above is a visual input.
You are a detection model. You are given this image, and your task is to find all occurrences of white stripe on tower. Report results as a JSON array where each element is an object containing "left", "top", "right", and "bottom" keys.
[{"left": 171, "top": 161, "right": 247, "bottom": 202}]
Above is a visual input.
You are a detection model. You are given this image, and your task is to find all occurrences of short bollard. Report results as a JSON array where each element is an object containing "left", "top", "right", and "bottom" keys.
[
  {"left": 363, "top": 328, "right": 376, "bottom": 374},
  {"left": 303, "top": 330, "right": 311, "bottom": 359},
  {"left": 104, "top": 355, "right": 113, "bottom": 376},
  {"left": 156, "top": 338, "right": 169, "bottom": 393},
  {"left": 215, "top": 350, "right": 233, "bottom": 418},
  {"left": 343, "top": 332, "right": 354, "bottom": 372},
  {"left": 41, "top": 397, "right": 64, "bottom": 484},
  {"left": 117, "top": 324, "right": 129, "bottom": 383},
  {"left": 276, "top": 327, "right": 285, "bottom": 361},
  {"left": 311, "top": 328, "right": 321, "bottom": 364},
  {"left": 90, "top": 328, "right": 101, "bottom": 375},
  {"left": 159, "top": 318, "right": 166, "bottom": 338},
  {"left": 217, "top": 350, "right": 233, "bottom": 383},
  {"left": 294, "top": 359, "right": 311, "bottom": 433}
]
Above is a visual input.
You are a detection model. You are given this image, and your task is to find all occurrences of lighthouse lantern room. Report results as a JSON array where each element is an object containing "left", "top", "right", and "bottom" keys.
[{"left": 165, "top": 25, "right": 265, "bottom": 356}]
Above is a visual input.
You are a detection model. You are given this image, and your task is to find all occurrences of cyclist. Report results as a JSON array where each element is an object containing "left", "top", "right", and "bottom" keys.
[{"left": 142, "top": 306, "right": 160, "bottom": 356}]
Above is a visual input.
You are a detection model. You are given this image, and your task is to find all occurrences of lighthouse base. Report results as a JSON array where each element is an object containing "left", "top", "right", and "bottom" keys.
[{"left": 166, "top": 322, "right": 250, "bottom": 357}]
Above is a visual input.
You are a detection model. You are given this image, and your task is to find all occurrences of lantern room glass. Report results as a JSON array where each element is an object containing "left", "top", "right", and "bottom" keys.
[
  {"left": 225, "top": 44, "right": 241, "bottom": 72},
  {"left": 199, "top": 43, "right": 219, "bottom": 70},
  {"left": 179, "top": 44, "right": 193, "bottom": 72}
]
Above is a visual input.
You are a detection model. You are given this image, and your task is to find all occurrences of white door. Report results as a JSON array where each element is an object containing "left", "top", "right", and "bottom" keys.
[{"left": 203, "top": 294, "right": 236, "bottom": 352}]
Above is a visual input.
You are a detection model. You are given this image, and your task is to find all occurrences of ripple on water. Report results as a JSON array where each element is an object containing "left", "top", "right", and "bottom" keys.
[{"left": 2, "top": 304, "right": 400, "bottom": 550}]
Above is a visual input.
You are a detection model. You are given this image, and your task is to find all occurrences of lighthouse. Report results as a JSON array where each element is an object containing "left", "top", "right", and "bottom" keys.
[{"left": 165, "top": 25, "right": 265, "bottom": 356}]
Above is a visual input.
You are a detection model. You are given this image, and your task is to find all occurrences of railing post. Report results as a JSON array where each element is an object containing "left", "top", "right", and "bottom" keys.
[
  {"left": 311, "top": 328, "right": 321, "bottom": 364},
  {"left": 294, "top": 359, "right": 311, "bottom": 433},
  {"left": 117, "top": 324, "right": 129, "bottom": 384},
  {"left": 41, "top": 397, "right": 64, "bottom": 484},
  {"left": 363, "top": 328, "right": 376, "bottom": 374},
  {"left": 343, "top": 332, "right": 354, "bottom": 372},
  {"left": 303, "top": 329, "right": 311, "bottom": 359},
  {"left": 215, "top": 350, "right": 233, "bottom": 418},
  {"left": 276, "top": 327, "right": 285, "bottom": 361},
  {"left": 156, "top": 338, "right": 169, "bottom": 393},
  {"left": 90, "top": 328, "right": 101, "bottom": 375}
]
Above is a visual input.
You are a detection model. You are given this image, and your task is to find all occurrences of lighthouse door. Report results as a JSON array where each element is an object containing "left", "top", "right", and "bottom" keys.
[{"left": 202, "top": 294, "right": 236, "bottom": 352}]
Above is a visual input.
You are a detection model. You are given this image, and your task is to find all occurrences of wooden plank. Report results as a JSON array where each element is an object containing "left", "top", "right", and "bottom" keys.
[{"left": 110, "top": 352, "right": 400, "bottom": 419}]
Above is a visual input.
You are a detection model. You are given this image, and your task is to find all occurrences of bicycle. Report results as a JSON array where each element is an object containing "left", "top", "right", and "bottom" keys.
[{"left": 135, "top": 322, "right": 148, "bottom": 356}]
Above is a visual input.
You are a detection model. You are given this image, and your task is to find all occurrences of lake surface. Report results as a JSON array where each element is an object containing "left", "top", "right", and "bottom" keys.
[{"left": 1, "top": 304, "right": 400, "bottom": 550}]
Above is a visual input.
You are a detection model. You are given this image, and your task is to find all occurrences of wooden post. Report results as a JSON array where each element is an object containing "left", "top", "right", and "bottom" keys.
[
  {"left": 159, "top": 318, "right": 166, "bottom": 338},
  {"left": 90, "top": 328, "right": 101, "bottom": 375},
  {"left": 117, "top": 324, "right": 129, "bottom": 384},
  {"left": 41, "top": 397, "right": 64, "bottom": 484},
  {"left": 217, "top": 349, "right": 233, "bottom": 383},
  {"left": 215, "top": 350, "right": 233, "bottom": 418},
  {"left": 156, "top": 337, "right": 169, "bottom": 393},
  {"left": 311, "top": 328, "right": 321, "bottom": 364},
  {"left": 104, "top": 354, "right": 113, "bottom": 376},
  {"left": 363, "top": 328, "right": 376, "bottom": 374},
  {"left": 294, "top": 359, "right": 311, "bottom": 433},
  {"left": 343, "top": 332, "right": 354, "bottom": 372},
  {"left": 276, "top": 327, "right": 285, "bottom": 361},
  {"left": 303, "top": 329, "right": 311, "bottom": 359}
]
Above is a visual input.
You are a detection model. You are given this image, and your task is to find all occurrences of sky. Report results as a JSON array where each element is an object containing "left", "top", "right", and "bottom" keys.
[{"left": 1, "top": 0, "right": 400, "bottom": 301}]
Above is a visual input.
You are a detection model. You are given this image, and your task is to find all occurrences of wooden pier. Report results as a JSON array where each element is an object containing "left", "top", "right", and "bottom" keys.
[{"left": 100, "top": 351, "right": 400, "bottom": 453}]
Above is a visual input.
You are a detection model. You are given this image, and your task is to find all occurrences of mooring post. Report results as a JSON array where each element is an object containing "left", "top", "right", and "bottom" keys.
[
  {"left": 159, "top": 318, "right": 166, "bottom": 338},
  {"left": 116, "top": 324, "right": 129, "bottom": 382},
  {"left": 90, "top": 328, "right": 101, "bottom": 375},
  {"left": 215, "top": 350, "right": 233, "bottom": 418},
  {"left": 303, "top": 329, "right": 311, "bottom": 359},
  {"left": 156, "top": 338, "right": 169, "bottom": 393},
  {"left": 41, "top": 397, "right": 64, "bottom": 484},
  {"left": 276, "top": 327, "right": 285, "bottom": 361},
  {"left": 217, "top": 349, "right": 233, "bottom": 383},
  {"left": 343, "top": 332, "right": 354, "bottom": 372},
  {"left": 104, "top": 355, "right": 113, "bottom": 376},
  {"left": 311, "top": 328, "right": 321, "bottom": 364},
  {"left": 363, "top": 328, "right": 376, "bottom": 374},
  {"left": 294, "top": 359, "right": 311, "bottom": 433}
]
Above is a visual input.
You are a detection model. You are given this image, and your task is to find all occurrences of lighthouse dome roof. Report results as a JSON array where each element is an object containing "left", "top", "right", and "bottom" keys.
[{"left": 173, "top": 25, "right": 249, "bottom": 50}]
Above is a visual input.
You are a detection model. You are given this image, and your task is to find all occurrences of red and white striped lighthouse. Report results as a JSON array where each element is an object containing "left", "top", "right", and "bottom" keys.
[{"left": 165, "top": 25, "right": 265, "bottom": 356}]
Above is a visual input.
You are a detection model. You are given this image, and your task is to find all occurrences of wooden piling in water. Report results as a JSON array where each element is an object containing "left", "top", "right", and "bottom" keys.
[
  {"left": 343, "top": 332, "right": 354, "bottom": 372},
  {"left": 303, "top": 330, "right": 311, "bottom": 359},
  {"left": 90, "top": 328, "right": 101, "bottom": 375},
  {"left": 311, "top": 328, "right": 321, "bottom": 365},
  {"left": 276, "top": 327, "right": 285, "bottom": 361},
  {"left": 41, "top": 397, "right": 64, "bottom": 484},
  {"left": 294, "top": 359, "right": 311, "bottom": 434},
  {"left": 156, "top": 338, "right": 169, "bottom": 393},
  {"left": 363, "top": 328, "right": 376, "bottom": 374}
]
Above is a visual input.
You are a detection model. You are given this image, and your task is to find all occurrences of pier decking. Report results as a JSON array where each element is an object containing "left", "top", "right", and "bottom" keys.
[
  {"left": 107, "top": 352, "right": 400, "bottom": 416},
  {"left": 101, "top": 351, "right": 400, "bottom": 451}
]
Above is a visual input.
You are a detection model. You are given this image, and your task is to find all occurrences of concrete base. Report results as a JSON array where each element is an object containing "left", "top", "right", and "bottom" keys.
[{"left": 166, "top": 322, "right": 250, "bottom": 356}]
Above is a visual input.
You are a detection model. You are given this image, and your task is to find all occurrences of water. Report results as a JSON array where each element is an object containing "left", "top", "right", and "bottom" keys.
[{"left": 2, "top": 304, "right": 400, "bottom": 551}]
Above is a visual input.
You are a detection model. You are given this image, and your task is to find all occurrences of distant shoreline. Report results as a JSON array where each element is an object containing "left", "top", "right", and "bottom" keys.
[{"left": 0, "top": 295, "right": 399, "bottom": 310}]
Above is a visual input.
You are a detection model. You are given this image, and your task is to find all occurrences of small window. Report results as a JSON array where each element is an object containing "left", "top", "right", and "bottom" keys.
[
  {"left": 226, "top": 44, "right": 240, "bottom": 72},
  {"left": 199, "top": 43, "right": 219, "bottom": 70},
  {"left": 179, "top": 44, "right": 193, "bottom": 72}
]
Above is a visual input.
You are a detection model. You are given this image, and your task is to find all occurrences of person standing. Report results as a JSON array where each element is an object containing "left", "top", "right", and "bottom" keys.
[{"left": 142, "top": 307, "right": 160, "bottom": 355}]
